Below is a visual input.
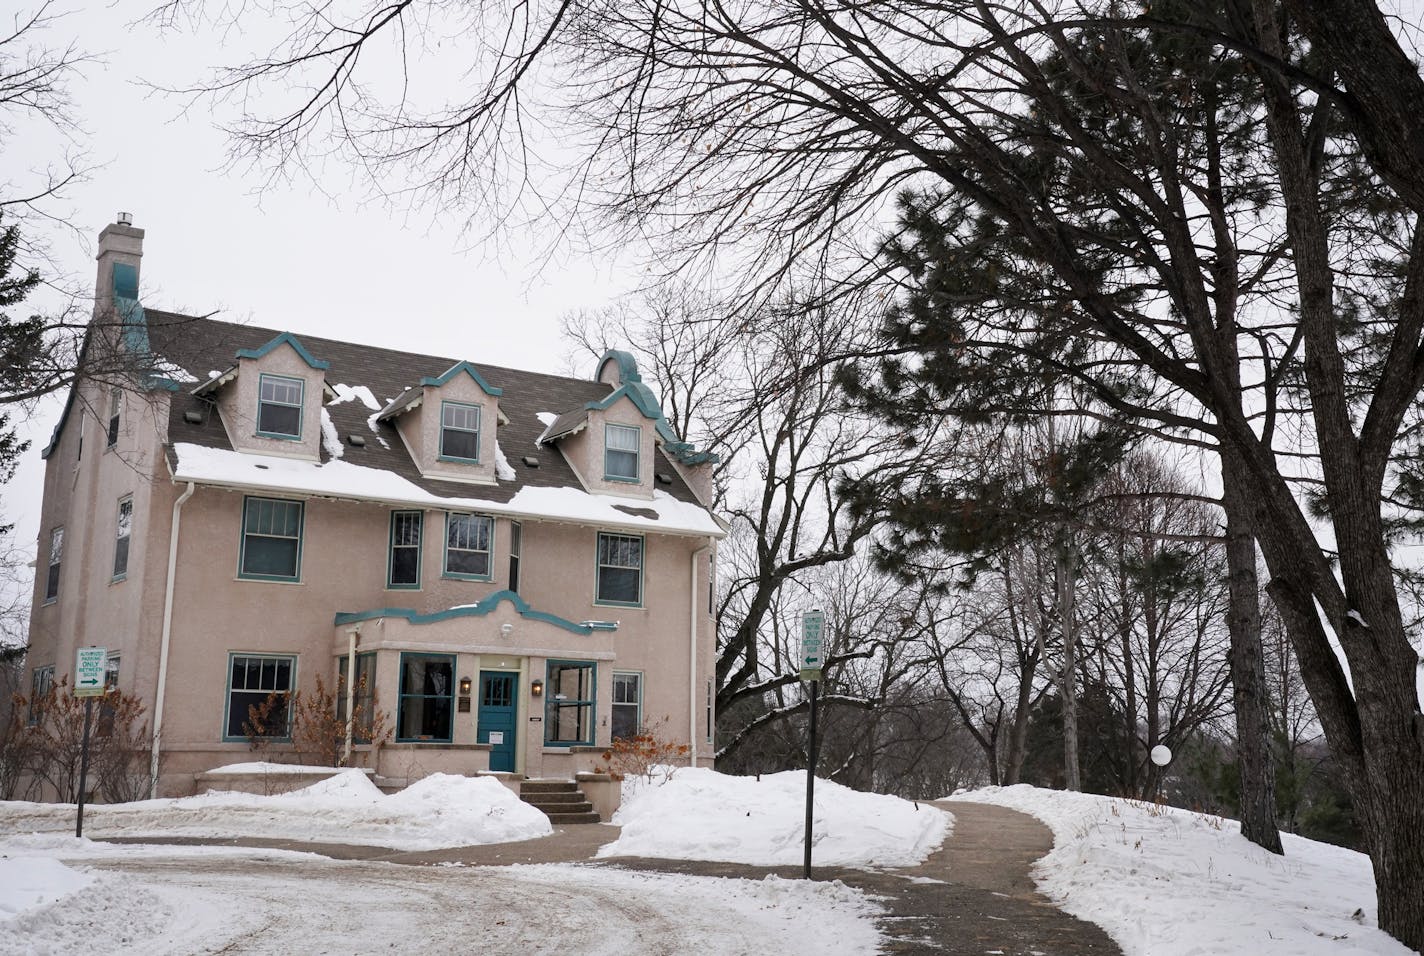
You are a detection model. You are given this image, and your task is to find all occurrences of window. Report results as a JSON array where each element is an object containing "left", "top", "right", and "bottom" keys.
[
  {"left": 612, "top": 672, "right": 642, "bottom": 741},
  {"left": 596, "top": 533, "right": 643, "bottom": 606},
  {"left": 604, "top": 424, "right": 640, "bottom": 481},
  {"left": 508, "top": 521, "right": 522, "bottom": 593},
  {"left": 398, "top": 653, "right": 454, "bottom": 741},
  {"left": 546, "top": 660, "right": 595, "bottom": 746},
  {"left": 225, "top": 654, "right": 295, "bottom": 740},
  {"left": 98, "top": 656, "right": 121, "bottom": 736},
  {"left": 107, "top": 389, "right": 121, "bottom": 448},
  {"left": 706, "top": 677, "right": 714, "bottom": 744},
  {"left": 388, "top": 511, "right": 422, "bottom": 589},
  {"left": 257, "top": 373, "right": 304, "bottom": 439},
  {"left": 240, "top": 497, "right": 304, "bottom": 581},
  {"left": 336, "top": 653, "right": 377, "bottom": 743},
  {"left": 113, "top": 496, "right": 133, "bottom": 580},
  {"left": 445, "top": 512, "right": 492, "bottom": 579},
  {"left": 439, "top": 401, "right": 481, "bottom": 462},
  {"left": 28, "top": 666, "right": 54, "bottom": 726},
  {"left": 44, "top": 527, "right": 63, "bottom": 602}
]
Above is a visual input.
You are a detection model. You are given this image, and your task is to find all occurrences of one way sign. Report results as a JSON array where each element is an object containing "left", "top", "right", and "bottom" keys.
[{"left": 74, "top": 647, "right": 108, "bottom": 698}]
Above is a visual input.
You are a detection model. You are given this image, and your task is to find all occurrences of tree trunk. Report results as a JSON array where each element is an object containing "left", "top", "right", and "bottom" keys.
[
  {"left": 1220, "top": 462, "right": 1283, "bottom": 854},
  {"left": 1056, "top": 540, "right": 1081, "bottom": 792}
]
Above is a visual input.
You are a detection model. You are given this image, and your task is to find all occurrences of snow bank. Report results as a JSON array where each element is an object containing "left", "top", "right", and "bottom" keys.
[
  {"left": 599, "top": 767, "right": 950, "bottom": 867},
  {"left": 0, "top": 858, "right": 92, "bottom": 922},
  {"left": 953, "top": 785, "right": 1413, "bottom": 956},
  {"left": 0, "top": 770, "right": 550, "bottom": 852}
]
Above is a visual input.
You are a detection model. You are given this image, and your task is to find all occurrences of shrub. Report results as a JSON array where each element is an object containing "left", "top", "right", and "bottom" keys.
[{"left": 596, "top": 715, "right": 690, "bottom": 784}]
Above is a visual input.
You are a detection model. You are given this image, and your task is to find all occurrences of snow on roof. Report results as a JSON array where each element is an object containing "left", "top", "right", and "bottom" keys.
[{"left": 170, "top": 442, "right": 724, "bottom": 537}]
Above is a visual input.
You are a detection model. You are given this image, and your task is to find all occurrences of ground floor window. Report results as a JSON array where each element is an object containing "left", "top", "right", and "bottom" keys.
[
  {"left": 611, "top": 671, "right": 642, "bottom": 741},
  {"left": 398, "top": 653, "right": 454, "bottom": 741},
  {"left": 225, "top": 654, "right": 295, "bottom": 740},
  {"left": 28, "top": 665, "right": 54, "bottom": 725},
  {"left": 545, "top": 660, "right": 596, "bottom": 746},
  {"left": 336, "top": 653, "right": 378, "bottom": 743}
]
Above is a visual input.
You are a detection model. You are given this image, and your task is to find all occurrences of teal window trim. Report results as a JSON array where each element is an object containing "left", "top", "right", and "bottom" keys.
[
  {"left": 28, "top": 665, "right": 54, "bottom": 726},
  {"left": 397, "top": 651, "right": 456, "bottom": 743},
  {"left": 603, "top": 423, "right": 641, "bottom": 482},
  {"left": 222, "top": 652, "right": 297, "bottom": 743},
  {"left": 443, "top": 512, "right": 494, "bottom": 581},
  {"left": 387, "top": 510, "right": 423, "bottom": 589},
  {"left": 611, "top": 670, "right": 643, "bottom": 741},
  {"left": 256, "top": 373, "right": 305, "bottom": 441},
  {"left": 238, "top": 496, "right": 305, "bottom": 582},
  {"left": 544, "top": 659, "right": 597, "bottom": 747},
  {"left": 437, "top": 400, "right": 482, "bottom": 463},
  {"left": 594, "top": 532, "right": 644, "bottom": 608},
  {"left": 112, "top": 495, "right": 133, "bottom": 582},
  {"left": 106, "top": 388, "right": 121, "bottom": 449}
]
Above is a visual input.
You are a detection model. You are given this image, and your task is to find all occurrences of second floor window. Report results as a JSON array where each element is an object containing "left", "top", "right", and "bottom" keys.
[
  {"left": 240, "top": 497, "right": 304, "bottom": 581},
  {"left": 596, "top": 532, "right": 643, "bottom": 606},
  {"left": 113, "top": 496, "right": 133, "bottom": 579},
  {"left": 445, "top": 512, "right": 492, "bottom": 578},
  {"left": 44, "top": 527, "right": 63, "bottom": 602},
  {"left": 439, "top": 401, "right": 481, "bottom": 461},
  {"left": 508, "top": 521, "right": 522, "bottom": 593},
  {"left": 107, "top": 389, "right": 121, "bottom": 448},
  {"left": 257, "top": 374, "right": 304, "bottom": 439},
  {"left": 389, "top": 511, "right": 423, "bottom": 588},
  {"left": 604, "top": 424, "right": 640, "bottom": 481}
]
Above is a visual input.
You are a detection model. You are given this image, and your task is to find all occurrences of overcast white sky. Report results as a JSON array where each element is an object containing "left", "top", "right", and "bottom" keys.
[{"left": 4, "top": 1, "right": 643, "bottom": 574}]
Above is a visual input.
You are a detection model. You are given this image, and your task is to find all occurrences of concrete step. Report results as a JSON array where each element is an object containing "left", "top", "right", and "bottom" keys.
[
  {"left": 542, "top": 810, "right": 602, "bottom": 825},
  {"left": 522, "top": 790, "right": 586, "bottom": 804},
  {"left": 525, "top": 799, "right": 595, "bottom": 815},
  {"left": 521, "top": 780, "right": 578, "bottom": 794}
]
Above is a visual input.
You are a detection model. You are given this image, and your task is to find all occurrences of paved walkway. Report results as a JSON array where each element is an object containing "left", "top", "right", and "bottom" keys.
[{"left": 107, "top": 800, "right": 1121, "bottom": 954}]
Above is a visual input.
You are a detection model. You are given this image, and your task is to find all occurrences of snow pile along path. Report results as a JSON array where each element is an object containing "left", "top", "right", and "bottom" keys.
[
  {"left": 0, "top": 770, "right": 551, "bottom": 851},
  {"left": 953, "top": 785, "right": 1412, "bottom": 956},
  {"left": 600, "top": 767, "right": 951, "bottom": 867}
]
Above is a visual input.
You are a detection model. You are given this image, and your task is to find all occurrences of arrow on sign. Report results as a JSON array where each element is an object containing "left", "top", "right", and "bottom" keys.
[{"left": 79, "top": 678, "right": 99, "bottom": 686}]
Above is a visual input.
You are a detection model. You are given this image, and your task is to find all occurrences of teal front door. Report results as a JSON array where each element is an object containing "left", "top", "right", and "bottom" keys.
[{"left": 478, "top": 671, "right": 518, "bottom": 772}]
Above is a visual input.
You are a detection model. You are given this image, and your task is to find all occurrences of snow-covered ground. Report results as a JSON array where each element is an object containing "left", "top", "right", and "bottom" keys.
[
  {"left": 0, "top": 838, "right": 881, "bottom": 955},
  {"left": 953, "top": 785, "right": 1414, "bottom": 956},
  {"left": 599, "top": 767, "right": 952, "bottom": 867},
  {"left": 0, "top": 769, "right": 551, "bottom": 851}
]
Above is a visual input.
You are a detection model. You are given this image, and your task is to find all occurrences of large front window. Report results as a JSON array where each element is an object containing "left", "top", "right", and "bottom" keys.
[
  {"left": 439, "top": 401, "right": 481, "bottom": 461},
  {"left": 445, "top": 512, "right": 492, "bottom": 579},
  {"left": 225, "top": 654, "right": 295, "bottom": 740},
  {"left": 604, "top": 424, "right": 640, "bottom": 481},
  {"left": 398, "top": 653, "right": 454, "bottom": 741},
  {"left": 257, "top": 373, "right": 304, "bottom": 439},
  {"left": 612, "top": 671, "right": 642, "bottom": 741},
  {"left": 546, "top": 660, "right": 596, "bottom": 746},
  {"left": 596, "top": 533, "right": 643, "bottom": 606},
  {"left": 240, "top": 497, "right": 304, "bottom": 581},
  {"left": 337, "top": 653, "right": 378, "bottom": 743},
  {"left": 388, "top": 511, "right": 422, "bottom": 588}
]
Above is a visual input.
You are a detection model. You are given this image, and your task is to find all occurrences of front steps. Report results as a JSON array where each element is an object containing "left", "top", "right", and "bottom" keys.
[{"left": 520, "top": 779, "right": 602, "bottom": 824}]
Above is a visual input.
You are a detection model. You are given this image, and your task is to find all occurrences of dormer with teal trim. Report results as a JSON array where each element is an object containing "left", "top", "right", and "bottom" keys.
[
  {"left": 376, "top": 360, "right": 508, "bottom": 486},
  {"left": 193, "top": 330, "right": 334, "bottom": 461},
  {"left": 540, "top": 349, "right": 718, "bottom": 504}
]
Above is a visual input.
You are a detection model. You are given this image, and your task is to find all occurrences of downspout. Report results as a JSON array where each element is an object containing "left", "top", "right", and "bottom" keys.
[
  {"left": 690, "top": 539, "right": 712, "bottom": 766},
  {"left": 150, "top": 480, "right": 196, "bottom": 798},
  {"left": 343, "top": 625, "right": 361, "bottom": 765}
]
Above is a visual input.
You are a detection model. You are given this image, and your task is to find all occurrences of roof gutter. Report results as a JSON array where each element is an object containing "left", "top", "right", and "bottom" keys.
[{"left": 150, "top": 480, "right": 196, "bottom": 798}]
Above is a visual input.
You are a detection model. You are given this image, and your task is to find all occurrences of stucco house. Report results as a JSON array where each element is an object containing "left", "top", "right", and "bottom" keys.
[{"left": 25, "top": 216, "right": 723, "bottom": 802}]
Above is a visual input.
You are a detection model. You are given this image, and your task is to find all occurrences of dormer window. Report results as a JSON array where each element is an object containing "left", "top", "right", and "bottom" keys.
[
  {"left": 258, "top": 374, "right": 304, "bottom": 439},
  {"left": 439, "top": 401, "right": 481, "bottom": 462},
  {"left": 605, "top": 424, "right": 640, "bottom": 481}
]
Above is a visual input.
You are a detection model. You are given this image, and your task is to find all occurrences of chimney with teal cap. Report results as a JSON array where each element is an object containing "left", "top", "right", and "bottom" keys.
[{"left": 95, "top": 212, "right": 144, "bottom": 313}]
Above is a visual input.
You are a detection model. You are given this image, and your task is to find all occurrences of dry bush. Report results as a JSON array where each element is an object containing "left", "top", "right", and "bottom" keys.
[
  {"left": 245, "top": 675, "right": 390, "bottom": 768},
  {"left": 22, "top": 679, "right": 152, "bottom": 802},
  {"left": 596, "top": 716, "right": 690, "bottom": 784}
]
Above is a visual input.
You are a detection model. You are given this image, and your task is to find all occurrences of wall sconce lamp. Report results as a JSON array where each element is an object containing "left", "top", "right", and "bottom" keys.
[
  {"left": 530, "top": 678, "right": 544, "bottom": 697},
  {"left": 459, "top": 676, "right": 472, "bottom": 696}
]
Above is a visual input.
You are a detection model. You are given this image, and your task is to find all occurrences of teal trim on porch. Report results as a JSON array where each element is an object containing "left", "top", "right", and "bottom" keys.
[{"left": 334, "top": 590, "right": 598, "bottom": 635}]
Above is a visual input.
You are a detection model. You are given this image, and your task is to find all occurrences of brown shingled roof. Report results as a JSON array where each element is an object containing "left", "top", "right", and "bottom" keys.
[{"left": 147, "top": 312, "right": 705, "bottom": 508}]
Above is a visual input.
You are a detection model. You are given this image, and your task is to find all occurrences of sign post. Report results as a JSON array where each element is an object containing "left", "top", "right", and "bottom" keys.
[
  {"left": 74, "top": 646, "right": 107, "bottom": 839},
  {"left": 800, "top": 610, "right": 825, "bottom": 880}
]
